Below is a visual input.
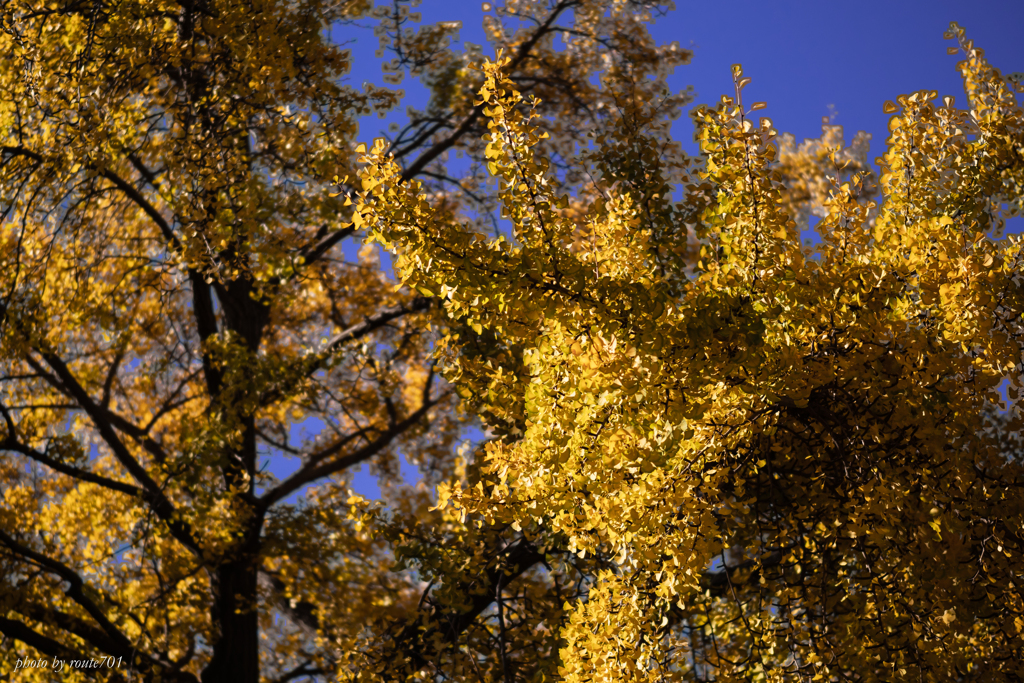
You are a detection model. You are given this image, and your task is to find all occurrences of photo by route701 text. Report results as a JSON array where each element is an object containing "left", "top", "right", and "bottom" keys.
[{"left": 14, "top": 655, "right": 125, "bottom": 673}]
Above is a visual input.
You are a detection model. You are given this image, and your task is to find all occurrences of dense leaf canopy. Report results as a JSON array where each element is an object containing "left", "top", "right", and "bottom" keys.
[
  {"left": 0, "top": 0, "right": 1022, "bottom": 681},
  {"left": 0, "top": 1, "right": 691, "bottom": 681},
  {"left": 362, "top": 25, "right": 1024, "bottom": 683}
]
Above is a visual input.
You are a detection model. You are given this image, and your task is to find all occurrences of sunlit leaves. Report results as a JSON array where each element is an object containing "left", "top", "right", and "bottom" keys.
[
  {"left": 368, "top": 23, "right": 1024, "bottom": 683},
  {"left": 0, "top": 0, "right": 701, "bottom": 681}
]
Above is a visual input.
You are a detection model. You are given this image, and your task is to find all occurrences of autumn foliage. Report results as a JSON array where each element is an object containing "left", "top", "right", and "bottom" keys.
[
  {"left": 0, "top": 0, "right": 1022, "bottom": 681},
  {"left": 358, "top": 24, "right": 1024, "bottom": 683}
]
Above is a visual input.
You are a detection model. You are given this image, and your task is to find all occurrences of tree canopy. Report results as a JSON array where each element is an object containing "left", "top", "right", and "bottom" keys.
[
  {"left": 360, "top": 23, "right": 1024, "bottom": 683},
  {"left": 0, "top": 1, "right": 690, "bottom": 681},
  {"left": 0, "top": 0, "right": 1022, "bottom": 681}
]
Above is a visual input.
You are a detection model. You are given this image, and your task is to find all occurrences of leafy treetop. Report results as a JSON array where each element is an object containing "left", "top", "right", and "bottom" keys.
[{"left": 357, "top": 23, "right": 1024, "bottom": 683}]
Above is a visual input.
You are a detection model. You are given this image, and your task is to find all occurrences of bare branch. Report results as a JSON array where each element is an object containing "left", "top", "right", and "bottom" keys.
[
  {"left": 259, "top": 392, "right": 447, "bottom": 509},
  {"left": 260, "top": 297, "right": 431, "bottom": 408},
  {"left": 298, "top": 225, "right": 356, "bottom": 268},
  {"left": 21, "top": 354, "right": 172, "bottom": 468}
]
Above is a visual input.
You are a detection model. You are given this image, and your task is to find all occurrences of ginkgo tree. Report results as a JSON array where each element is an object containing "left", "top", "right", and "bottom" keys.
[
  {"left": 0, "top": 0, "right": 692, "bottom": 681},
  {"left": 3, "top": 0, "right": 1023, "bottom": 679},
  {"left": 353, "top": 22, "right": 1024, "bottom": 683}
]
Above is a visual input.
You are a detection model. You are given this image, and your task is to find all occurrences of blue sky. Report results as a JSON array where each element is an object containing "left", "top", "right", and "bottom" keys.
[
  {"left": 326, "top": 0, "right": 1024, "bottom": 499},
  {"left": 350, "top": 0, "right": 1024, "bottom": 170},
  {"left": 658, "top": 1, "right": 1024, "bottom": 168}
]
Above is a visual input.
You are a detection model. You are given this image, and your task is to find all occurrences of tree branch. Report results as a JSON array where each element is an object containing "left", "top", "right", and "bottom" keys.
[
  {"left": 270, "top": 662, "right": 327, "bottom": 683},
  {"left": 0, "top": 146, "right": 177, "bottom": 248},
  {"left": 260, "top": 297, "right": 431, "bottom": 408},
  {"left": 258, "top": 569, "right": 319, "bottom": 636},
  {"left": 20, "top": 354, "right": 173, "bottom": 465},
  {"left": 0, "top": 145, "right": 223, "bottom": 397},
  {"left": 2, "top": 438, "right": 142, "bottom": 499},
  {"left": 0, "top": 616, "right": 87, "bottom": 666},
  {"left": 298, "top": 225, "right": 356, "bottom": 268},
  {"left": 189, "top": 271, "right": 222, "bottom": 396},
  {"left": 699, "top": 547, "right": 790, "bottom": 599},
  {"left": 259, "top": 392, "right": 446, "bottom": 509},
  {"left": 0, "top": 529, "right": 137, "bottom": 657},
  {"left": 34, "top": 351, "right": 201, "bottom": 555},
  {"left": 16, "top": 602, "right": 141, "bottom": 666},
  {"left": 398, "top": 0, "right": 576, "bottom": 183},
  {"left": 389, "top": 539, "right": 545, "bottom": 672}
]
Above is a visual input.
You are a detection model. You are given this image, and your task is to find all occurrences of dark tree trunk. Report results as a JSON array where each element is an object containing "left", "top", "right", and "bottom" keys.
[
  {"left": 199, "top": 274, "right": 271, "bottom": 683},
  {"left": 201, "top": 557, "right": 260, "bottom": 683}
]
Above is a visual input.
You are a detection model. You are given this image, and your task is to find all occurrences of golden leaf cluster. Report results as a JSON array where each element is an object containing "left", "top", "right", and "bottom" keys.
[{"left": 359, "top": 23, "right": 1024, "bottom": 682}]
